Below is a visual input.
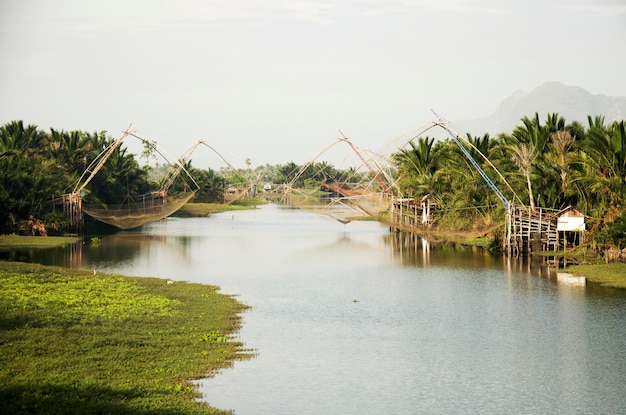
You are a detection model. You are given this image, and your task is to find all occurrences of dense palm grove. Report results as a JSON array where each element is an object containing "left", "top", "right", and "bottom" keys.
[
  {"left": 0, "top": 121, "right": 222, "bottom": 234},
  {"left": 392, "top": 113, "right": 626, "bottom": 248},
  {"left": 0, "top": 120, "right": 357, "bottom": 234},
  {"left": 1, "top": 114, "right": 625, "bottom": 248}
]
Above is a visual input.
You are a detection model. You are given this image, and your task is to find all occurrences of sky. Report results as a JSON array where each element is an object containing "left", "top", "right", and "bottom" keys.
[{"left": 1, "top": 0, "right": 625, "bottom": 170}]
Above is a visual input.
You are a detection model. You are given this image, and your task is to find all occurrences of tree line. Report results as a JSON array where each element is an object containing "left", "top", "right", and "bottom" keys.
[
  {"left": 0, "top": 120, "right": 361, "bottom": 234},
  {"left": 0, "top": 121, "right": 220, "bottom": 233},
  {"left": 391, "top": 113, "right": 626, "bottom": 248},
  {"left": 1, "top": 114, "right": 625, "bottom": 248}
]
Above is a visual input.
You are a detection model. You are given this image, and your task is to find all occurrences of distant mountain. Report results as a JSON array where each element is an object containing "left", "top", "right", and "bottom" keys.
[{"left": 453, "top": 82, "right": 626, "bottom": 136}]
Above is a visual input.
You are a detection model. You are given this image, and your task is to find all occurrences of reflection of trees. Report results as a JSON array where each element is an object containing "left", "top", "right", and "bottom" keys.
[
  {"left": 386, "top": 232, "right": 586, "bottom": 283},
  {"left": 0, "top": 240, "right": 83, "bottom": 268},
  {"left": 503, "top": 255, "right": 552, "bottom": 280},
  {"left": 82, "top": 234, "right": 148, "bottom": 266},
  {"left": 0, "top": 232, "right": 194, "bottom": 271},
  {"left": 385, "top": 231, "right": 501, "bottom": 269},
  {"left": 82, "top": 233, "right": 193, "bottom": 268},
  {"left": 172, "top": 235, "right": 193, "bottom": 251}
]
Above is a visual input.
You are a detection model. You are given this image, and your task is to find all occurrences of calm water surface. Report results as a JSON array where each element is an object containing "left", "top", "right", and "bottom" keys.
[{"left": 10, "top": 204, "right": 626, "bottom": 414}]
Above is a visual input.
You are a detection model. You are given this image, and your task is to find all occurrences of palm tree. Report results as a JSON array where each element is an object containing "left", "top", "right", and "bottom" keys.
[
  {"left": 392, "top": 136, "right": 436, "bottom": 197},
  {"left": 0, "top": 122, "right": 78, "bottom": 232},
  {"left": 513, "top": 113, "right": 551, "bottom": 152},
  {"left": 466, "top": 132, "right": 493, "bottom": 161},
  {"left": 0, "top": 120, "right": 46, "bottom": 154},
  {"left": 501, "top": 113, "right": 556, "bottom": 212},
  {"left": 550, "top": 130, "right": 575, "bottom": 195},
  {"left": 337, "top": 166, "right": 363, "bottom": 183},
  {"left": 577, "top": 117, "right": 626, "bottom": 215},
  {"left": 544, "top": 112, "right": 566, "bottom": 134},
  {"left": 510, "top": 142, "right": 537, "bottom": 212}
]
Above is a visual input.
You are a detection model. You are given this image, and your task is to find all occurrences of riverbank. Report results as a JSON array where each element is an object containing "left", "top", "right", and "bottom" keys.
[
  {"left": 0, "top": 261, "right": 252, "bottom": 414},
  {"left": 0, "top": 235, "right": 80, "bottom": 250},
  {"left": 527, "top": 247, "right": 626, "bottom": 289},
  {"left": 172, "top": 198, "right": 266, "bottom": 218},
  {"left": 458, "top": 236, "right": 626, "bottom": 289},
  {"left": 564, "top": 263, "right": 626, "bottom": 289}
]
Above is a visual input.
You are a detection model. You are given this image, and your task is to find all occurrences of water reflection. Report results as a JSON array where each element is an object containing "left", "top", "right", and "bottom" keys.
[
  {"left": 2, "top": 204, "right": 625, "bottom": 414},
  {"left": 0, "top": 216, "right": 608, "bottom": 292},
  {"left": 387, "top": 230, "right": 505, "bottom": 270},
  {"left": 0, "top": 238, "right": 85, "bottom": 268}
]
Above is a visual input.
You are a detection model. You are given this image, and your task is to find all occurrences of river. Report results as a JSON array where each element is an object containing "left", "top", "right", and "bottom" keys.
[{"left": 7, "top": 203, "right": 626, "bottom": 414}]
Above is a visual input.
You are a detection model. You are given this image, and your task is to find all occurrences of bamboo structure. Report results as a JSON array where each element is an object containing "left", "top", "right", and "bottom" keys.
[
  {"left": 55, "top": 127, "right": 206, "bottom": 232},
  {"left": 389, "top": 196, "right": 436, "bottom": 231},
  {"left": 64, "top": 193, "right": 83, "bottom": 231},
  {"left": 387, "top": 199, "right": 586, "bottom": 256},
  {"left": 505, "top": 205, "right": 559, "bottom": 256},
  {"left": 50, "top": 192, "right": 83, "bottom": 233}
]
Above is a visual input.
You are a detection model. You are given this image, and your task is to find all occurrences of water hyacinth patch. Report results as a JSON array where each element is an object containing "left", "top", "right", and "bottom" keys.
[
  {"left": 0, "top": 261, "right": 253, "bottom": 414},
  {"left": 1, "top": 271, "right": 177, "bottom": 323}
]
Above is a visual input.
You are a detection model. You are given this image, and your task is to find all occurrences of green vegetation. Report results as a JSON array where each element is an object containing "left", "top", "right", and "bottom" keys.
[
  {"left": 459, "top": 237, "right": 494, "bottom": 248},
  {"left": 0, "top": 122, "right": 154, "bottom": 233},
  {"left": 533, "top": 247, "right": 597, "bottom": 260},
  {"left": 0, "top": 121, "right": 357, "bottom": 234},
  {"left": 0, "top": 121, "right": 249, "bottom": 234},
  {"left": 229, "top": 196, "right": 267, "bottom": 207},
  {"left": 391, "top": 114, "right": 626, "bottom": 250},
  {"left": 0, "top": 235, "right": 80, "bottom": 250},
  {"left": 2, "top": 113, "right": 626, "bottom": 251},
  {"left": 349, "top": 215, "right": 376, "bottom": 222},
  {"left": 175, "top": 202, "right": 254, "bottom": 217},
  {"left": 0, "top": 261, "right": 252, "bottom": 414},
  {"left": 565, "top": 263, "right": 626, "bottom": 289}
]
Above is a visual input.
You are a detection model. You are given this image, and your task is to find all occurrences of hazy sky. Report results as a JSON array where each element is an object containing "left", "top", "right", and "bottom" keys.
[{"left": 1, "top": 0, "right": 625, "bottom": 169}]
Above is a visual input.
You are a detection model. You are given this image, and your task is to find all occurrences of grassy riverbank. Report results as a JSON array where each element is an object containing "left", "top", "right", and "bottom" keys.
[
  {"left": 175, "top": 199, "right": 265, "bottom": 217},
  {"left": 459, "top": 236, "right": 626, "bottom": 289},
  {"left": 527, "top": 246, "right": 626, "bottom": 289},
  {"left": 0, "top": 235, "right": 80, "bottom": 250},
  {"left": 0, "top": 261, "right": 252, "bottom": 414},
  {"left": 564, "top": 263, "right": 626, "bottom": 289}
]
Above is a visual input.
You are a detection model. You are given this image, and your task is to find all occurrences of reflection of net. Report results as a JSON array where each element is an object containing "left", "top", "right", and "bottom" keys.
[
  {"left": 285, "top": 189, "right": 389, "bottom": 225},
  {"left": 83, "top": 191, "right": 196, "bottom": 229}
]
